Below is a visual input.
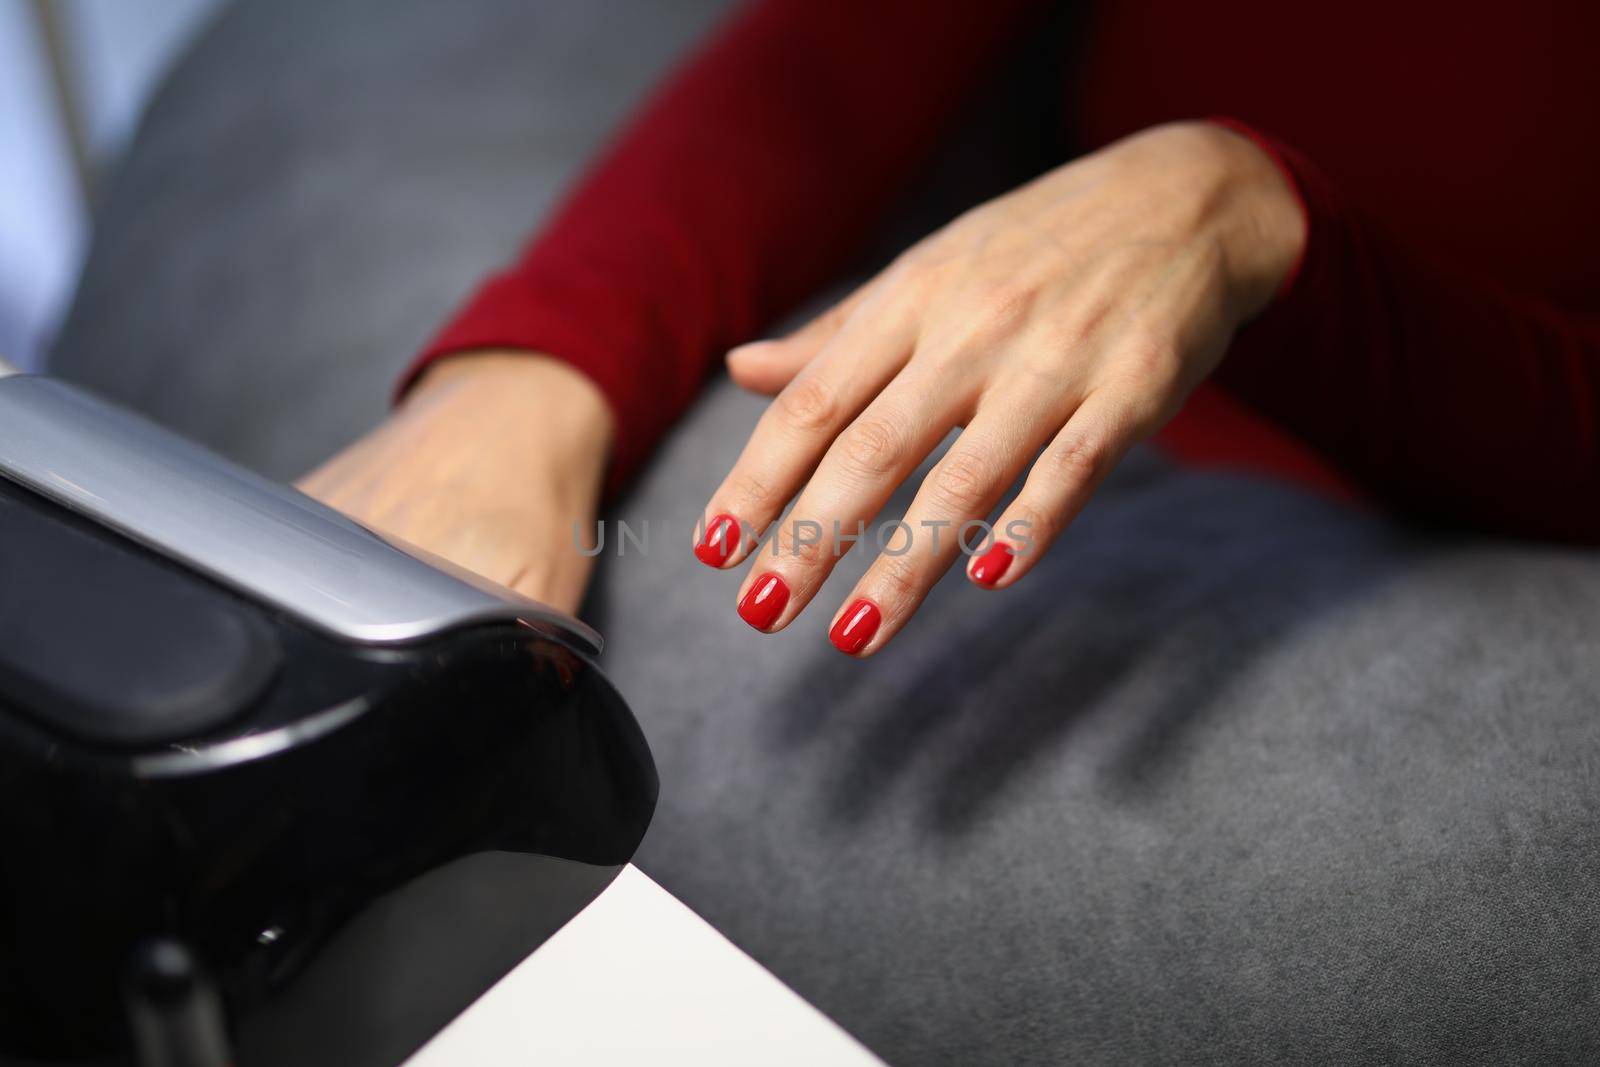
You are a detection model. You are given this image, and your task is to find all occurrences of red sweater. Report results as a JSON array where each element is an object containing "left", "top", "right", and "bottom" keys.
[{"left": 407, "top": 0, "right": 1600, "bottom": 541}]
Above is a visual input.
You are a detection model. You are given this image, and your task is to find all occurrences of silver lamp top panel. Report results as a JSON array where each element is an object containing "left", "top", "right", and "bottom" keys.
[{"left": 0, "top": 375, "right": 599, "bottom": 653}]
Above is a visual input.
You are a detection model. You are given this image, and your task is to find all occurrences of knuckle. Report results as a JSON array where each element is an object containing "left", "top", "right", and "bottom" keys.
[
  {"left": 975, "top": 281, "right": 1037, "bottom": 327},
  {"left": 823, "top": 294, "right": 859, "bottom": 331},
  {"left": 1033, "top": 317, "right": 1096, "bottom": 363},
  {"left": 838, "top": 416, "right": 905, "bottom": 478},
  {"left": 1043, "top": 432, "right": 1106, "bottom": 486},
  {"left": 1123, "top": 385, "right": 1180, "bottom": 435},
  {"left": 1117, "top": 331, "right": 1183, "bottom": 387},
  {"left": 1016, "top": 312, "right": 1105, "bottom": 384},
  {"left": 780, "top": 526, "right": 831, "bottom": 567},
  {"left": 1004, "top": 499, "right": 1054, "bottom": 547},
  {"left": 928, "top": 448, "right": 1000, "bottom": 513},
  {"left": 872, "top": 553, "right": 922, "bottom": 603},
  {"left": 727, "top": 468, "right": 779, "bottom": 511},
  {"left": 892, "top": 244, "right": 943, "bottom": 284},
  {"left": 1015, "top": 346, "right": 1077, "bottom": 390},
  {"left": 938, "top": 284, "right": 1036, "bottom": 357},
  {"left": 774, "top": 374, "right": 840, "bottom": 433}
]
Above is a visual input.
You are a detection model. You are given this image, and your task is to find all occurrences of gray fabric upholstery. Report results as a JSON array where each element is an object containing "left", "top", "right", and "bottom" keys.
[
  {"left": 50, "top": 0, "right": 736, "bottom": 479},
  {"left": 49, "top": 1, "right": 1600, "bottom": 1063}
]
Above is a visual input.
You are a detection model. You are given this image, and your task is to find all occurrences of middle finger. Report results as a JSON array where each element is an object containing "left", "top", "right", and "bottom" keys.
[{"left": 733, "top": 361, "right": 974, "bottom": 632}]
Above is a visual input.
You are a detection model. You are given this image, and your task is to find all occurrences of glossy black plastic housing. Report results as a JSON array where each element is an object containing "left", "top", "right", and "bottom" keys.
[{"left": 0, "top": 476, "right": 657, "bottom": 1065}]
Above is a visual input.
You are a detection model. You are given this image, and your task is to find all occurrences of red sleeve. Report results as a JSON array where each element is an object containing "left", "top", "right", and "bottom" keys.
[
  {"left": 403, "top": 0, "right": 1046, "bottom": 494},
  {"left": 1213, "top": 118, "right": 1600, "bottom": 543}
]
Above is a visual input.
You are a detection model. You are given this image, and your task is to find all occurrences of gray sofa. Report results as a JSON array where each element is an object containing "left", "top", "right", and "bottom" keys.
[{"left": 48, "top": 1, "right": 1600, "bottom": 1062}]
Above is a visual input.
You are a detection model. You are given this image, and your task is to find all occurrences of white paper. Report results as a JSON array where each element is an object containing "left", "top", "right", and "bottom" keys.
[{"left": 405, "top": 865, "right": 885, "bottom": 1066}]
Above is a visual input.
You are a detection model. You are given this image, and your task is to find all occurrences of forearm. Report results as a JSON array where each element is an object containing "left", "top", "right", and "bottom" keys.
[
  {"left": 406, "top": 0, "right": 1048, "bottom": 493},
  {"left": 1213, "top": 120, "right": 1600, "bottom": 542},
  {"left": 303, "top": 352, "right": 611, "bottom": 613}
]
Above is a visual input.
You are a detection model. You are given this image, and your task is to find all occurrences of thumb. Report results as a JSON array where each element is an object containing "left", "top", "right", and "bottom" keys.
[
  {"left": 726, "top": 285, "right": 869, "bottom": 396},
  {"left": 725, "top": 338, "right": 815, "bottom": 396}
]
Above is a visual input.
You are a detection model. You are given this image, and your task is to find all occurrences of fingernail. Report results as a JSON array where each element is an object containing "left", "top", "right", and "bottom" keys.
[
  {"left": 829, "top": 598, "right": 881, "bottom": 655},
  {"left": 694, "top": 513, "right": 740, "bottom": 567},
  {"left": 738, "top": 572, "right": 790, "bottom": 631},
  {"left": 969, "top": 542, "right": 1015, "bottom": 587}
]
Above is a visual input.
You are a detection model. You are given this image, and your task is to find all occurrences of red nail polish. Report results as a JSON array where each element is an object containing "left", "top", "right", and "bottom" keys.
[
  {"left": 970, "top": 542, "right": 1015, "bottom": 586},
  {"left": 829, "top": 598, "right": 881, "bottom": 655},
  {"left": 738, "top": 573, "right": 790, "bottom": 631},
  {"left": 695, "top": 513, "right": 740, "bottom": 568}
]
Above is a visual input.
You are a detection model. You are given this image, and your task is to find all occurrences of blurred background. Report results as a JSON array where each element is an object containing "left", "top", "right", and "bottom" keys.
[{"left": 1, "top": 0, "right": 223, "bottom": 370}]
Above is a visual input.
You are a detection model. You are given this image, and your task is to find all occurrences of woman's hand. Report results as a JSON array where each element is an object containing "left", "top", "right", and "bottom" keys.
[
  {"left": 298, "top": 352, "right": 612, "bottom": 615},
  {"left": 695, "top": 121, "right": 1305, "bottom": 655}
]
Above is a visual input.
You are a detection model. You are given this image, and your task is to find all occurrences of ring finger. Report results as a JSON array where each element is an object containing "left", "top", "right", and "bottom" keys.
[
  {"left": 732, "top": 361, "right": 977, "bottom": 632},
  {"left": 695, "top": 284, "right": 914, "bottom": 568},
  {"left": 825, "top": 376, "right": 1076, "bottom": 655}
]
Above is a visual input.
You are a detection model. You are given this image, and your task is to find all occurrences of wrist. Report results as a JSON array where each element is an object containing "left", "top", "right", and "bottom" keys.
[
  {"left": 1188, "top": 121, "right": 1308, "bottom": 320},
  {"left": 406, "top": 351, "right": 614, "bottom": 489}
]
